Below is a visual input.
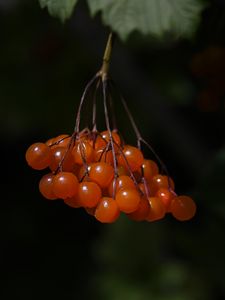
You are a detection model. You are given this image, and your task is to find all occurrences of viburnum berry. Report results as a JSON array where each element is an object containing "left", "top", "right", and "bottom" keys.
[
  {"left": 95, "top": 130, "right": 121, "bottom": 150},
  {"left": 95, "top": 197, "right": 120, "bottom": 223},
  {"left": 141, "top": 159, "right": 159, "bottom": 181},
  {"left": 115, "top": 188, "right": 141, "bottom": 213},
  {"left": 156, "top": 188, "right": 176, "bottom": 211},
  {"left": 39, "top": 173, "right": 57, "bottom": 200},
  {"left": 50, "top": 146, "right": 74, "bottom": 172},
  {"left": 26, "top": 142, "right": 52, "bottom": 170},
  {"left": 118, "top": 145, "right": 144, "bottom": 172},
  {"left": 127, "top": 197, "right": 150, "bottom": 221},
  {"left": 64, "top": 196, "right": 82, "bottom": 208},
  {"left": 95, "top": 148, "right": 114, "bottom": 165},
  {"left": 170, "top": 196, "right": 197, "bottom": 221},
  {"left": 52, "top": 172, "right": 78, "bottom": 199},
  {"left": 146, "top": 197, "right": 166, "bottom": 222},
  {"left": 77, "top": 182, "right": 102, "bottom": 208},
  {"left": 149, "top": 175, "right": 175, "bottom": 195},
  {"left": 89, "top": 162, "right": 114, "bottom": 189},
  {"left": 108, "top": 175, "right": 136, "bottom": 197},
  {"left": 72, "top": 141, "right": 94, "bottom": 165}
]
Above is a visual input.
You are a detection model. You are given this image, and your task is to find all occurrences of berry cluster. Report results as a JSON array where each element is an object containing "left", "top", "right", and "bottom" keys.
[{"left": 25, "top": 129, "right": 196, "bottom": 223}]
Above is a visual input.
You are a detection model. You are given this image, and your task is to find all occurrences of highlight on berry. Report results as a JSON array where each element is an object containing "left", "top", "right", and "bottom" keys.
[{"left": 25, "top": 33, "right": 197, "bottom": 224}]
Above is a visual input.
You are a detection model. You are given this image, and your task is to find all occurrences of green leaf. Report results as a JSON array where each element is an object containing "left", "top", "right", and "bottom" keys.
[
  {"left": 39, "top": 0, "right": 78, "bottom": 22},
  {"left": 87, "top": 0, "right": 206, "bottom": 41}
]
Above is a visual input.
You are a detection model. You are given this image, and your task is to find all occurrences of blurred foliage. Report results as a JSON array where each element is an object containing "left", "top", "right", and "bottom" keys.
[{"left": 0, "top": 0, "right": 225, "bottom": 300}]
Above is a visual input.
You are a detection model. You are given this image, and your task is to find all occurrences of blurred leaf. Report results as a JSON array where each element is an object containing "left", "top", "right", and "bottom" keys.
[
  {"left": 87, "top": 0, "right": 206, "bottom": 41},
  {"left": 39, "top": 0, "right": 78, "bottom": 22}
]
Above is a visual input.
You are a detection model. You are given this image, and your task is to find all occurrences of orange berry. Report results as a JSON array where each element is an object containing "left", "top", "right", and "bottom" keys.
[
  {"left": 52, "top": 134, "right": 71, "bottom": 149},
  {"left": 78, "top": 165, "right": 92, "bottom": 181},
  {"left": 146, "top": 197, "right": 166, "bottom": 222},
  {"left": 95, "top": 131, "right": 121, "bottom": 150},
  {"left": 141, "top": 159, "right": 159, "bottom": 181},
  {"left": 89, "top": 162, "right": 114, "bottom": 188},
  {"left": 149, "top": 175, "right": 175, "bottom": 195},
  {"left": 95, "top": 149, "right": 113, "bottom": 165},
  {"left": 39, "top": 173, "right": 57, "bottom": 200},
  {"left": 127, "top": 197, "right": 150, "bottom": 221},
  {"left": 116, "top": 188, "right": 141, "bottom": 213},
  {"left": 118, "top": 145, "right": 144, "bottom": 172},
  {"left": 117, "top": 165, "right": 129, "bottom": 176},
  {"left": 52, "top": 172, "right": 78, "bottom": 199},
  {"left": 45, "top": 137, "right": 55, "bottom": 147},
  {"left": 26, "top": 142, "right": 52, "bottom": 170},
  {"left": 64, "top": 196, "right": 82, "bottom": 208},
  {"left": 156, "top": 188, "right": 175, "bottom": 210},
  {"left": 77, "top": 182, "right": 102, "bottom": 208},
  {"left": 170, "top": 196, "right": 196, "bottom": 221},
  {"left": 72, "top": 141, "right": 94, "bottom": 165},
  {"left": 95, "top": 197, "right": 120, "bottom": 223},
  {"left": 49, "top": 147, "right": 74, "bottom": 172},
  {"left": 108, "top": 175, "right": 136, "bottom": 197}
]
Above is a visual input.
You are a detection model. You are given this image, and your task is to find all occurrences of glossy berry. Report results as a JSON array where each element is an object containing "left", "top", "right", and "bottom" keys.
[
  {"left": 95, "top": 149, "right": 113, "bottom": 165},
  {"left": 170, "top": 196, "right": 196, "bottom": 221},
  {"left": 95, "top": 131, "right": 121, "bottom": 150},
  {"left": 77, "top": 182, "right": 102, "bottom": 208},
  {"left": 26, "top": 142, "right": 52, "bottom": 170},
  {"left": 146, "top": 197, "right": 166, "bottom": 222},
  {"left": 78, "top": 165, "right": 92, "bottom": 181},
  {"left": 52, "top": 134, "right": 71, "bottom": 149},
  {"left": 89, "top": 162, "right": 114, "bottom": 188},
  {"left": 128, "top": 197, "right": 150, "bottom": 221},
  {"left": 50, "top": 147, "right": 74, "bottom": 172},
  {"left": 52, "top": 172, "right": 78, "bottom": 199},
  {"left": 118, "top": 145, "right": 144, "bottom": 172},
  {"left": 95, "top": 197, "right": 120, "bottom": 223},
  {"left": 116, "top": 188, "right": 141, "bottom": 213},
  {"left": 156, "top": 188, "right": 175, "bottom": 210},
  {"left": 64, "top": 196, "right": 82, "bottom": 208},
  {"left": 108, "top": 175, "right": 136, "bottom": 197},
  {"left": 72, "top": 141, "right": 94, "bottom": 165},
  {"left": 39, "top": 173, "right": 57, "bottom": 200},
  {"left": 141, "top": 159, "right": 159, "bottom": 181},
  {"left": 149, "top": 175, "right": 175, "bottom": 195}
]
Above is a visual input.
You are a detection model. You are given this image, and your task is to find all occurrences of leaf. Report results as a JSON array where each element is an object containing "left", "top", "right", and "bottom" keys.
[
  {"left": 39, "top": 0, "right": 78, "bottom": 22},
  {"left": 87, "top": 0, "right": 206, "bottom": 41}
]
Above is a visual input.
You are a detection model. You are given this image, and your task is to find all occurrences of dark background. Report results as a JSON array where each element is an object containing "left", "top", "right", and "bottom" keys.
[{"left": 1, "top": 0, "right": 225, "bottom": 299}]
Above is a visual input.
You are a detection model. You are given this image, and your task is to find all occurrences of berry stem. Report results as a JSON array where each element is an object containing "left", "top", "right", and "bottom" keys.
[{"left": 100, "top": 32, "right": 115, "bottom": 80}]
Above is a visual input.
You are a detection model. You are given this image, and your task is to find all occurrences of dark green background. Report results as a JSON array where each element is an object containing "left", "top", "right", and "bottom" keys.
[{"left": 1, "top": 0, "right": 225, "bottom": 299}]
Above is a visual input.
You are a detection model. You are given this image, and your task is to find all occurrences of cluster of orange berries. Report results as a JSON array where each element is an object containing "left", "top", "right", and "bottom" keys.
[{"left": 25, "top": 130, "right": 196, "bottom": 223}]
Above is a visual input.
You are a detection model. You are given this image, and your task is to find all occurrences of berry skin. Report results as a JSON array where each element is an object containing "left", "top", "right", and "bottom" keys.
[
  {"left": 39, "top": 173, "right": 57, "bottom": 200},
  {"left": 52, "top": 172, "right": 78, "bottom": 199},
  {"left": 146, "top": 197, "right": 166, "bottom": 222},
  {"left": 78, "top": 165, "right": 92, "bottom": 181},
  {"left": 77, "top": 182, "right": 102, "bottom": 208},
  {"left": 128, "top": 197, "right": 150, "bottom": 221},
  {"left": 108, "top": 175, "right": 136, "bottom": 197},
  {"left": 95, "top": 197, "right": 120, "bottom": 223},
  {"left": 95, "top": 131, "right": 121, "bottom": 150},
  {"left": 95, "top": 149, "right": 113, "bottom": 165},
  {"left": 141, "top": 159, "right": 159, "bottom": 181},
  {"left": 170, "top": 196, "right": 196, "bottom": 221},
  {"left": 118, "top": 145, "right": 144, "bottom": 172},
  {"left": 64, "top": 196, "right": 82, "bottom": 208},
  {"left": 149, "top": 175, "right": 175, "bottom": 195},
  {"left": 89, "top": 162, "right": 114, "bottom": 189},
  {"left": 156, "top": 188, "right": 175, "bottom": 210},
  {"left": 26, "top": 142, "right": 52, "bottom": 170},
  {"left": 115, "top": 188, "right": 141, "bottom": 213},
  {"left": 72, "top": 141, "right": 94, "bottom": 165},
  {"left": 52, "top": 134, "right": 71, "bottom": 149},
  {"left": 49, "top": 147, "right": 74, "bottom": 172}
]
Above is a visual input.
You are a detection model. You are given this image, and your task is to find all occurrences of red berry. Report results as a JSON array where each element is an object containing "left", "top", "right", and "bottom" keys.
[
  {"left": 89, "top": 162, "right": 114, "bottom": 188},
  {"left": 77, "top": 182, "right": 102, "bottom": 208},
  {"left": 49, "top": 147, "right": 74, "bottom": 172},
  {"left": 146, "top": 197, "right": 166, "bottom": 222},
  {"left": 26, "top": 142, "right": 52, "bottom": 170},
  {"left": 115, "top": 188, "right": 141, "bottom": 213},
  {"left": 127, "top": 197, "right": 150, "bottom": 221},
  {"left": 95, "top": 197, "right": 120, "bottom": 223},
  {"left": 118, "top": 145, "right": 144, "bottom": 172},
  {"left": 170, "top": 196, "right": 196, "bottom": 221},
  {"left": 108, "top": 175, "right": 136, "bottom": 197},
  {"left": 149, "top": 175, "right": 175, "bottom": 195},
  {"left": 156, "top": 188, "right": 175, "bottom": 210},
  {"left": 141, "top": 159, "right": 159, "bottom": 181},
  {"left": 39, "top": 173, "right": 57, "bottom": 200},
  {"left": 72, "top": 141, "right": 94, "bottom": 165},
  {"left": 95, "top": 131, "right": 121, "bottom": 150},
  {"left": 64, "top": 196, "right": 82, "bottom": 208},
  {"left": 52, "top": 172, "right": 78, "bottom": 199}
]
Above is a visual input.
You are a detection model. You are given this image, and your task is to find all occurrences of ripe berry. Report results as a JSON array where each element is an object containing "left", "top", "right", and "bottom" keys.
[
  {"left": 52, "top": 172, "right": 78, "bottom": 199},
  {"left": 50, "top": 147, "right": 74, "bottom": 172},
  {"left": 118, "top": 145, "right": 144, "bottom": 172},
  {"left": 108, "top": 175, "right": 136, "bottom": 197},
  {"left": 52, "top": 134, "right": 71, "bottom": 149},
  {"left": 156, "top": 188, "right": 175, "bottom": 210},
  {"left": 141, "top": 159, "right": 159, "bottom": 181},
  {"left": 89, "top": 162, "right": 114, "bottom": 188},
  {"left": 26, "top": 142, "right": 52, "bottom": 170},
  {"left": 39, "top": 173, "right": 57, "bottom": 200},
  {"left": 149, "top": 175, "right": 175, "bottom": 195},
  {"left": 115, "top": 188, "right": 141, "bottom": 213},
  {"left": 146, "top": 197, "right": 166, "bottom": 222},
  {"left": 95, "top": 197, "right": 120, "bottom": 223},
  {"left": 95, "top": 131, "right": 121, "bottom": 150},
  {"left": 95, "top": 149, "right": 113, "bottom": 165},
  {"left": 64, "top": 196, "right": 82, "bottom": 208},
  {"left": 77, "top": 182, "right": 102, "bottom": 208},
  {"left": 72, "top": 141, "right": 94, "bottom": 165},
  {"left": 127, "top": 197, "right": 150, "bottom": 221},
  {"left": 170, "top": 196, "right": 196, "bottom": 221}
]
